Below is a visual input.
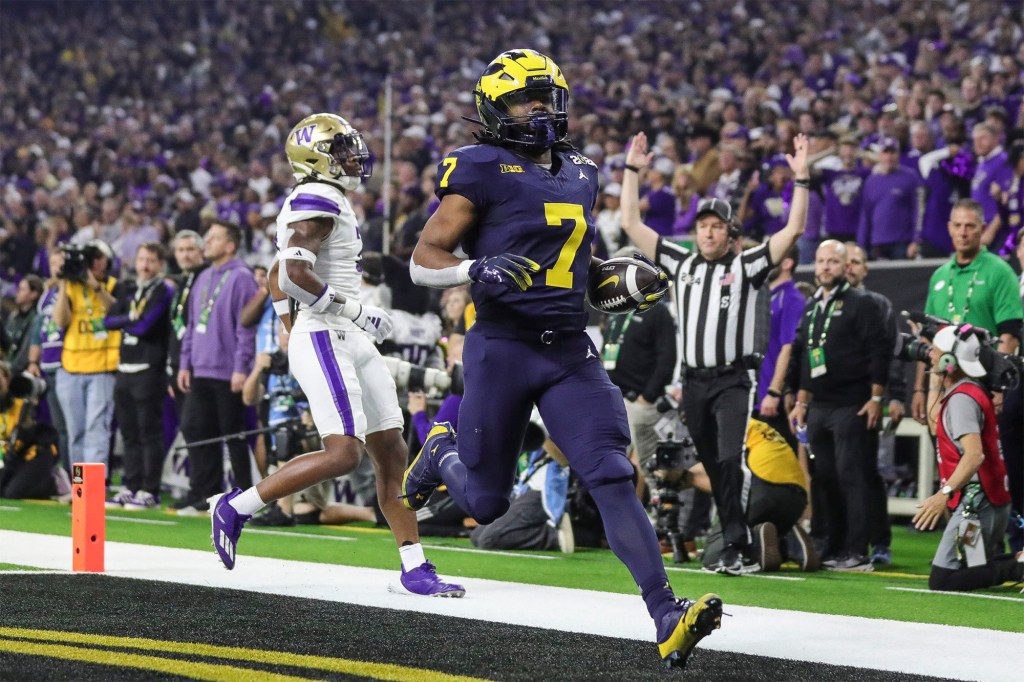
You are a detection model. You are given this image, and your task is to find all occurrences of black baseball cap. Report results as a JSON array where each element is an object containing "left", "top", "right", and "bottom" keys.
[{"left": 695, "top": 198, "right": 733, "bottom": 223}]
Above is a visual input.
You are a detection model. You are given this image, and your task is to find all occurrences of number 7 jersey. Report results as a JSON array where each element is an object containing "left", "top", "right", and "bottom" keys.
[{"left": 437, "top": 144, "right": 599, "bottom": 332}]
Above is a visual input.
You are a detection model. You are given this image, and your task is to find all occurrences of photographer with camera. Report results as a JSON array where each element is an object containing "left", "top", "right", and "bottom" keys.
[
  {"left": 0, "top": 360, "right": 59, "bottom": 499},
  {"left": 51, "top": 239, "right": 120, "bottom": 468},
  {"left": 911, "top": 325, "right": 1023, "bottom": 592},
  {"left": 917, "top": 199, "right": 1023, "bottom": 552},
  {"left": 102, "top": 242, "right": 175, "bottom": 510}
]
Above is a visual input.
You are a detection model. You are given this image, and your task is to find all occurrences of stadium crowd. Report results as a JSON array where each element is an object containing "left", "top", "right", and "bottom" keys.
[{"left": 1, "top": 0, "right": 1023, "bottom": 582}]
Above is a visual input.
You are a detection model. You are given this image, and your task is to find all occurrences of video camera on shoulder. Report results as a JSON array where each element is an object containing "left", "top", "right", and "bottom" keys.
[
  {"left": 895, "top": 311, "right": 1023, "bottom": 392},
  {"left": 57, "top": 243, "right": 102, "bottom": 283},
  {"left": 382, "top": 356, "right": 464, "bottom": 395}
]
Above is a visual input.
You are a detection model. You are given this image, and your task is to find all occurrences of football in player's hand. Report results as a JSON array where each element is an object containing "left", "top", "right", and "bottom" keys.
[{"left": 587, "top": 256, "right": 664, "bottom": 314}]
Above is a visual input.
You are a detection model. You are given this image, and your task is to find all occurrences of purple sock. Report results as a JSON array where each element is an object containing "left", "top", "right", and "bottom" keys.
[{"left": 589, "top": 479, "right": 676, "bottom": 624}]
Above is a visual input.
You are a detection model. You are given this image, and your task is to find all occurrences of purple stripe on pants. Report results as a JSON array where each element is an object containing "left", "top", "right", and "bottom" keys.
[{"left": 311, "top": 330, "right": 355, "bottom": 435}]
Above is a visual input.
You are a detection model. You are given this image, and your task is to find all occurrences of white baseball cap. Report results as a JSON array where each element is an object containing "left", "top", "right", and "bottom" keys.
[{"left": 932, "top": 325, "right": 987, "bottom": 378}]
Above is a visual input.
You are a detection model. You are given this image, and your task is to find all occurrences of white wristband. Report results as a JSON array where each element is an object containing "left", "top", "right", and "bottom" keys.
[
  {"left": 272, "top": 298, "right": 291, "bottom": 316},
  {"left": 409, "top": 258, "right": 473, "bottom": 288},
  {"left": 337, "top": 298, "right": 362, "bottom": 320}
]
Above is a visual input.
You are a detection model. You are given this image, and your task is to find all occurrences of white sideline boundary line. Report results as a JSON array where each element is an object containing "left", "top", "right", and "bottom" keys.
[
  {"left": 0, "top": 530, "right": 1020, "bottom": 681},
  {"left": 887, "top": 586, "right": 1024, "bottom": 602}
]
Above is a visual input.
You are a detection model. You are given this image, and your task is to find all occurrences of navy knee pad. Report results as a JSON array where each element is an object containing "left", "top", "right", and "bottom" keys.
[
  {"left": 468, "top": 493, "right": 511, "bottom": 525},
  {"left": 576, "top": 452, "right": 636, "bottom": 490}
]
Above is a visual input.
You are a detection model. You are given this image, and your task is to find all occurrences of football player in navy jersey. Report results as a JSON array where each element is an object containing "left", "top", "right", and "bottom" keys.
[{"left": 402, "top": 49, "right": 721, "bottom": 669}]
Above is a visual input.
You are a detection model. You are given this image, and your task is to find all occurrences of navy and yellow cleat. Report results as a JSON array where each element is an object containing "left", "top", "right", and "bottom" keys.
[
  {"left": 656, "top": 593, "right": 723, "bottom": 670},
  {"left": 401, "top": 422, "right": 457, "bottom": 511}
]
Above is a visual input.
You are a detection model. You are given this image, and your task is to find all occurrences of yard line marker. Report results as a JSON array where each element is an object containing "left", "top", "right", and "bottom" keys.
[
  {"left": 886, "top": 586, "right": 1023, "bottom": 602},
  {"left": 422, "top": 544, "right": 560, "bottom": 560},
  {"left": 665, "top": 565, "right": 805, "bottom": 581},
  {"left": 247, "top": 529, "right": 355, "bottom": 541},
  {"left": 0, "top": 506, "right": 22, "bottom": 511}
]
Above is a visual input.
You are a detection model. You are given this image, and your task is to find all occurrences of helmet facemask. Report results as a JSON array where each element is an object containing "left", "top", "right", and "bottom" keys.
[
  {"left": 320, "top": 132, "right": 372, "bottom": 191},
  {"left": 486, "top": 86, "right": 568, "bottom": 153}
]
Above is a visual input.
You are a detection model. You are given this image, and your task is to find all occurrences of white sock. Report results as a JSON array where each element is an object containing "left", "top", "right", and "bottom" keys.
[
  {"left": 399, "top": 543, "right": 426, "bottom": 571},
  {"left": 229, "top": 487, "right": 266, "bottom": 516}
]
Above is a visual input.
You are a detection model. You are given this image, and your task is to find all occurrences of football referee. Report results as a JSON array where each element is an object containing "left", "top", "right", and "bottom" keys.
[{"left": 621, "top": 132, "right": 810, "bottom": 574}]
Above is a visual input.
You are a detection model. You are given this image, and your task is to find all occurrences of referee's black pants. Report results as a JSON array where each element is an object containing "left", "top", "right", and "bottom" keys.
[
  {"left": 180, "top": 376, "right": 252, "bottom": 501},
  {"left": 682, "top": 366, "right": 755, "bottom": 551},
  {"left": 114, "top": 367, "right": 167, "bottom": 496},
  {"left": 806, "top": 403, "right": 873, "bottom": 558}
]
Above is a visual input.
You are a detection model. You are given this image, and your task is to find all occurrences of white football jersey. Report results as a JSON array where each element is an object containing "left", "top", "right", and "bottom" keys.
[{"left": 276, "top": 181, "right": 363, "bottom": 333}]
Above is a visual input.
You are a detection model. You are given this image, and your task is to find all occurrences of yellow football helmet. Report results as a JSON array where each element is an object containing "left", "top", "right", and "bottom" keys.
[
  {"left": 285, "top": 113, "right": 371, "bottom": 191},
  {"left": 475, "top": 49, "right": 569, "bottom": 151}
]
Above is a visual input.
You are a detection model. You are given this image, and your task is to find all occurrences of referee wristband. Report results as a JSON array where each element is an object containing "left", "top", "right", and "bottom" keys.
[{"left": 624, "top": 164, "right": 641, "bottom": 173}]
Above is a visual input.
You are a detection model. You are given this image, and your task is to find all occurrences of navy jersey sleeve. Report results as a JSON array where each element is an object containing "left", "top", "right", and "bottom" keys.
[{"left": 435, "top": 146, "right": 496, "bottom": 208}]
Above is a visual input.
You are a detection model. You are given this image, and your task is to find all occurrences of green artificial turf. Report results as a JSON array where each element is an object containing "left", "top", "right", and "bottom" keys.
[{"left": 2, "top": 497, "right": 1021, "bottom": 632}]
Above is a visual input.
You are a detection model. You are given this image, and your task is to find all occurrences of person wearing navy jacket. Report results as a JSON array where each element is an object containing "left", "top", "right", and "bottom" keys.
[{"left": 103, "top": 242, "right": 176, "bottom": 509}]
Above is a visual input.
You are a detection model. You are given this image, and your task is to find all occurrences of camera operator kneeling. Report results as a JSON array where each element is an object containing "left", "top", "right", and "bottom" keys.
[
  {"left": 912, "top": 325, "right": 1024, "bottom": 591},
  {"left": 0, "top": 361, "right": 60, "bottom": 499}
]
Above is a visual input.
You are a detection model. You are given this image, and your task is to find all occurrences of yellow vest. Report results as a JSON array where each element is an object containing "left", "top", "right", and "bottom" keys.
[
  {"left": 746, "top": 420, "right": 807, "bottom": 492},
  {"left": 61, "top": 278, "right": 121, "bottom": 373},
  {"left": 0, "top": 397, "right": 24, "bottom": 443}
]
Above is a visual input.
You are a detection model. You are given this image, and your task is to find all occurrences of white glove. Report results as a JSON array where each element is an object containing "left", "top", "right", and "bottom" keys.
[{"left": 351, "top": 304, "right": 393, "bottom": 343}]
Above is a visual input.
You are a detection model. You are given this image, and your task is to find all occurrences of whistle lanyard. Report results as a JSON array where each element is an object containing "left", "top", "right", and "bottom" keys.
[
  {"left": 81, "top": 284, "right": 96, "bottom": 321},
  {"left": 197, "top": 270, "right": 232, "bottom": 324},
  {"left": 604, "top": 310, "right": 636, "bottom": 346},
  {"left": 807, "top": 282, "right": 847, "bottom": 348},
  {"left": 130, "top": 280, "right": 158, "bottom": 321},
  {"left": 174, "top": 272, "right": 196, "bottom": 322},
  {"left": 947, "top": 271, "right": 977, "bottom": 324}
]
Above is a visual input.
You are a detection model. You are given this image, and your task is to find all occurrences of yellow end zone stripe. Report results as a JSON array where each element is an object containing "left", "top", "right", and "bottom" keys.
[
  {"left": 0, "top": 639, "right": 317, "bottom": 682},
  {"left": 0, "top": 628, "right": 488, "bottom": 682}
]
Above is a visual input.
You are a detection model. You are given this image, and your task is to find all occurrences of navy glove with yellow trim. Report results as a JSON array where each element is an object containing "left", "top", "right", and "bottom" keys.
[
  {"left": 468, "top": 253, "right": 541, "bottom": 292},
  {"left": 633, "top": 252, "right": 670, "bottom": 311}
]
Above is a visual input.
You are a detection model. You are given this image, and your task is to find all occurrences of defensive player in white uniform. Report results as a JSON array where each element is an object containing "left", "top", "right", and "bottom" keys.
[{"left": 209, "top": 113, "right": 464, "bottom": 597}]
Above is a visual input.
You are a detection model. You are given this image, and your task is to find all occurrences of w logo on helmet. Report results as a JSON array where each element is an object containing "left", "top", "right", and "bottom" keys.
[{"left": 294, "top": 125, "right": 316, "bottom": 145}]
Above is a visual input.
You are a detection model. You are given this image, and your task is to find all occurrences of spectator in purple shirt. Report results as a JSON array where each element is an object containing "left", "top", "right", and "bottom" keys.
[
  {"left": 639, "top": 157, "right": 676, "bottom": 237},
  {"left": 970, "top": 123, "right": 1014, "bottom": 249},
  {"left": 991, "top": 140, "right": 1024, "bottom": 257},
  {"left": 917, "top": 122, "right": 974, "bottom": 258},
  {"left": 901, "top": 122, "right": 934, "bottom": 178},
  {"left": 740, "top": 154, "right": 793, "bottom": 240},
  {"left": 816, "top": 137, "right": 871, "bottom": 243},
  {"left": 857, "top": 138, "right": 924, "bottom": 259},
  {"left": 175, "top": 221, "right": 258, "bottom": 514}
]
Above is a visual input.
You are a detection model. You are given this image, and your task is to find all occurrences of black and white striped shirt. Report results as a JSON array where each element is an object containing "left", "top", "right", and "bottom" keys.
[{"left": 656, "top": 239, "right": 773, "bottom": 369}]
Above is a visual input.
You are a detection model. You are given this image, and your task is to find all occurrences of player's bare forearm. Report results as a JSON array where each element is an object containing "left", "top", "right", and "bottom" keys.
[{"left": 267, "top": 260, "right": 292, "bottom": 332}]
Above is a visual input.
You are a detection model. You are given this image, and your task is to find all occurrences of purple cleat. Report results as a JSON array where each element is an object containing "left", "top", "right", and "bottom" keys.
[
  {"left": 401, "top": 422, "right": 457, "bottom": 511},
  {"left": 208, "top": 488, "right": 251, "bottom": 570},
  {"left": 392, "top": 561, "right": 466, "bottom": 598}
]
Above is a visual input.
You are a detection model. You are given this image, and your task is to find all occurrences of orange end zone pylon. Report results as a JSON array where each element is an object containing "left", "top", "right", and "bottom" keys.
[{"left": 71, "top": 463, "right": 105, "bottom": 572}]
